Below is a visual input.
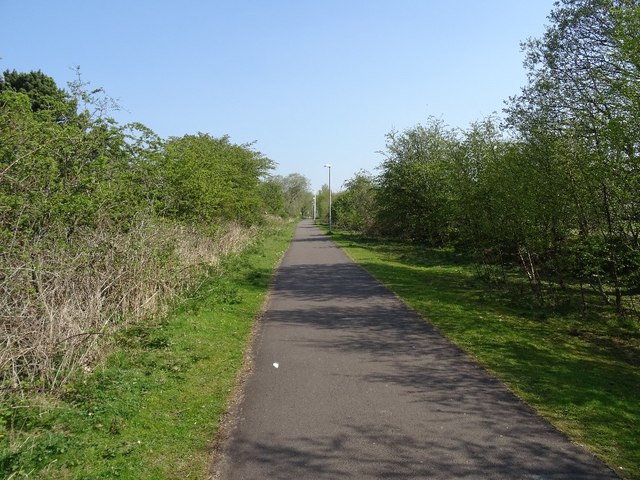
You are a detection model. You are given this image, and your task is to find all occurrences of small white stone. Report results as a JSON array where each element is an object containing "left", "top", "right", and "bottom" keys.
[{"left": 273, "top": 362, "right": 279, "bottom": 369}]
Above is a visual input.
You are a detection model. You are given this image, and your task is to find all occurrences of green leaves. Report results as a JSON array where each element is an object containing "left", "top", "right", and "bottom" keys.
[
  {"left": 333, "top": 170, "right": 377, "bottom": 233},
  {"left": 506, "top": 0, "right": 640, "bottom": 311},
  {"left": 350, "top": 1, "right": 640, "bottom": 315},
  {"left": 271, "top": 173, "right": 312, "bottom": 218},
  {"left": 376, "top": 119, "right": 459, "bottom": 244},
  {"left": 1, "top": 69, "right": 280, "bottom": 244},
  {"left": 0, "top": 69, "right": 77, "bottom": 121},
  {"left": 0, "top": 69, "right": 286, "bottom": 396},
  {"left": 159, "top": 133, "right": 274, "bottom": 225}
]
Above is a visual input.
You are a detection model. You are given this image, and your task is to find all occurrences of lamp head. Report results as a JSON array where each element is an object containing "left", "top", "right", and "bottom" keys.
[{"left": 324, "top": 163, "right": 331, "bottom": 168}]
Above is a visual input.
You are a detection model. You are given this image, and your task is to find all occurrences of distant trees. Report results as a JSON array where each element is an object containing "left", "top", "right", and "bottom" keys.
[
  {"left": 333, "top": 171, "right": 377, "bottom": 233},
  {"left": 315, "top": 184, "right": 332, "bottom": 224},
  {"left": 271, "top": 173, "right": 313, "bottom": 218}
]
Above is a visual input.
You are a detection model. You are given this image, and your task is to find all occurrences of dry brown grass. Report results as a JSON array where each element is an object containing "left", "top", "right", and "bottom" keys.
[{"left": 0, "top": 219, "right": 258, "bottom": 393}]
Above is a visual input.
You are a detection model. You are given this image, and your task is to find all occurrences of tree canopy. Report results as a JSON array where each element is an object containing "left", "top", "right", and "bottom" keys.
[{"left": 335, "top": 0, "right": 640, "bottom": 313}]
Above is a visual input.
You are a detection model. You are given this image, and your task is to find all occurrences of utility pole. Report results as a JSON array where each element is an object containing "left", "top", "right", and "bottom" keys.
[
  {"left": 323, "top": 164, "right": 332, "bottom": 233},
  {"left": 313, "top": 194, "right": 317, "bottom": 220}
]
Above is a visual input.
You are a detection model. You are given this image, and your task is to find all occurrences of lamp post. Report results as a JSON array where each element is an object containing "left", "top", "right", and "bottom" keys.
[
  {"left": 313, "top": 194, "right": 317, "bottom": 220},
  {"left": 323, "top": 163, "right": 332, "bottom": 233}
]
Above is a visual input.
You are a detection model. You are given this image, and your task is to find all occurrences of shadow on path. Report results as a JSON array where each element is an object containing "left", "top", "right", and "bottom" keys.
[{"left": 216, "top": 221, "right": 618, "bottom": 480}]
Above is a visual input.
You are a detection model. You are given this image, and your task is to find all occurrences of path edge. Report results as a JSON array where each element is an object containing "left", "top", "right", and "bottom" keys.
[{"left": 206, "top": 224, "right": 296, "bottom": 480}]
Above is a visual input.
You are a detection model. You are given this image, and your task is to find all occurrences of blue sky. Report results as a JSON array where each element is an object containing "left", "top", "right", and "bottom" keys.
[{"left": 1, "top": 1, "right": 554, "bottom": 191}]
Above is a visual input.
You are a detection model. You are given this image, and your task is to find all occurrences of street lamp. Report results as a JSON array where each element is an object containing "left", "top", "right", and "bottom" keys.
[
  {"left": 323, "top": 163, "right": 332, "bottom": 233},
  {"left": 313, "top": 194, "right": 317, "bottom": 220}
]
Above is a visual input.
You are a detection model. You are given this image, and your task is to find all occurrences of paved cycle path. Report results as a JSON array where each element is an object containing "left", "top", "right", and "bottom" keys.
[{"left": 215, "top": 220, "right": 617, "bottom": 479}]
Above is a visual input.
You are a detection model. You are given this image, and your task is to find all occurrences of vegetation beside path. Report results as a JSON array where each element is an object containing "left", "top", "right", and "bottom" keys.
[
  {"left": 0, "top": 221, "right": 295, "bottom": 479},
  {"left": 329, "top": 230, "right": 639, "bottom": 480}
]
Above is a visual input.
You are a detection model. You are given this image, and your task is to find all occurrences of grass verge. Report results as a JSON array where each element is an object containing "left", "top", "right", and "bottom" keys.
[
  {"left": 328, "top": 230, "right": 639, "bottom": 480},
  {"left": 0, "top": 220, "right": 296, "bottom": 479}
]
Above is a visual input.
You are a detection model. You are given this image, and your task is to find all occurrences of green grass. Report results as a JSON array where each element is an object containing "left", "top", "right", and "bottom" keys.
[
  {"left": 329, "top": 231, "right": 640, "bottom": 480},
  {"left": 0, "top": 220, "right": 296, "bottom": 479}
]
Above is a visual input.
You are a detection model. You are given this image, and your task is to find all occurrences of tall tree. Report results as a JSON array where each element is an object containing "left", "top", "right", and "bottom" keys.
[
  {"left": 376, "top": 119, "right": 458, "bottom": 244},
  {"left": 506, "top": 0, "right": 640, "bottom": 311}
]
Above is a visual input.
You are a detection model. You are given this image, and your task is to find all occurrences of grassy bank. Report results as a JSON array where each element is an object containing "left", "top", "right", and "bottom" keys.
[
  {"left": 0, "top": 220, "right": 296, "bottom": 479},
  {"left": 329, "top": 231, "right": 639, "bottom": 479}
]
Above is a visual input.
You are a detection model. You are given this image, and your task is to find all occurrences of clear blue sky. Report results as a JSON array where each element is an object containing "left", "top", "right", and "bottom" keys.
[{"left": 1, "top": 1, "right": 554, "bottom": 191}]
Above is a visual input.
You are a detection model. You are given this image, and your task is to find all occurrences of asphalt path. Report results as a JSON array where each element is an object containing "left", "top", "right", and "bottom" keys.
[{"left": 214, "top": 220, "right": 617, "bottom": 479}]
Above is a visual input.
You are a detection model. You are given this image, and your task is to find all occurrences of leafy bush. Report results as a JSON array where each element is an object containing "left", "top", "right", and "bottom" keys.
[{"left": 0, "top": 69, "right": 282, "bottom": 393}]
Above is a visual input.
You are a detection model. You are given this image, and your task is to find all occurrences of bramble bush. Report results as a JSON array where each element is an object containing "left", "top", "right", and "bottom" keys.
[{"left": 0, "top": 69, "right": 287, "bottom": 393}]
